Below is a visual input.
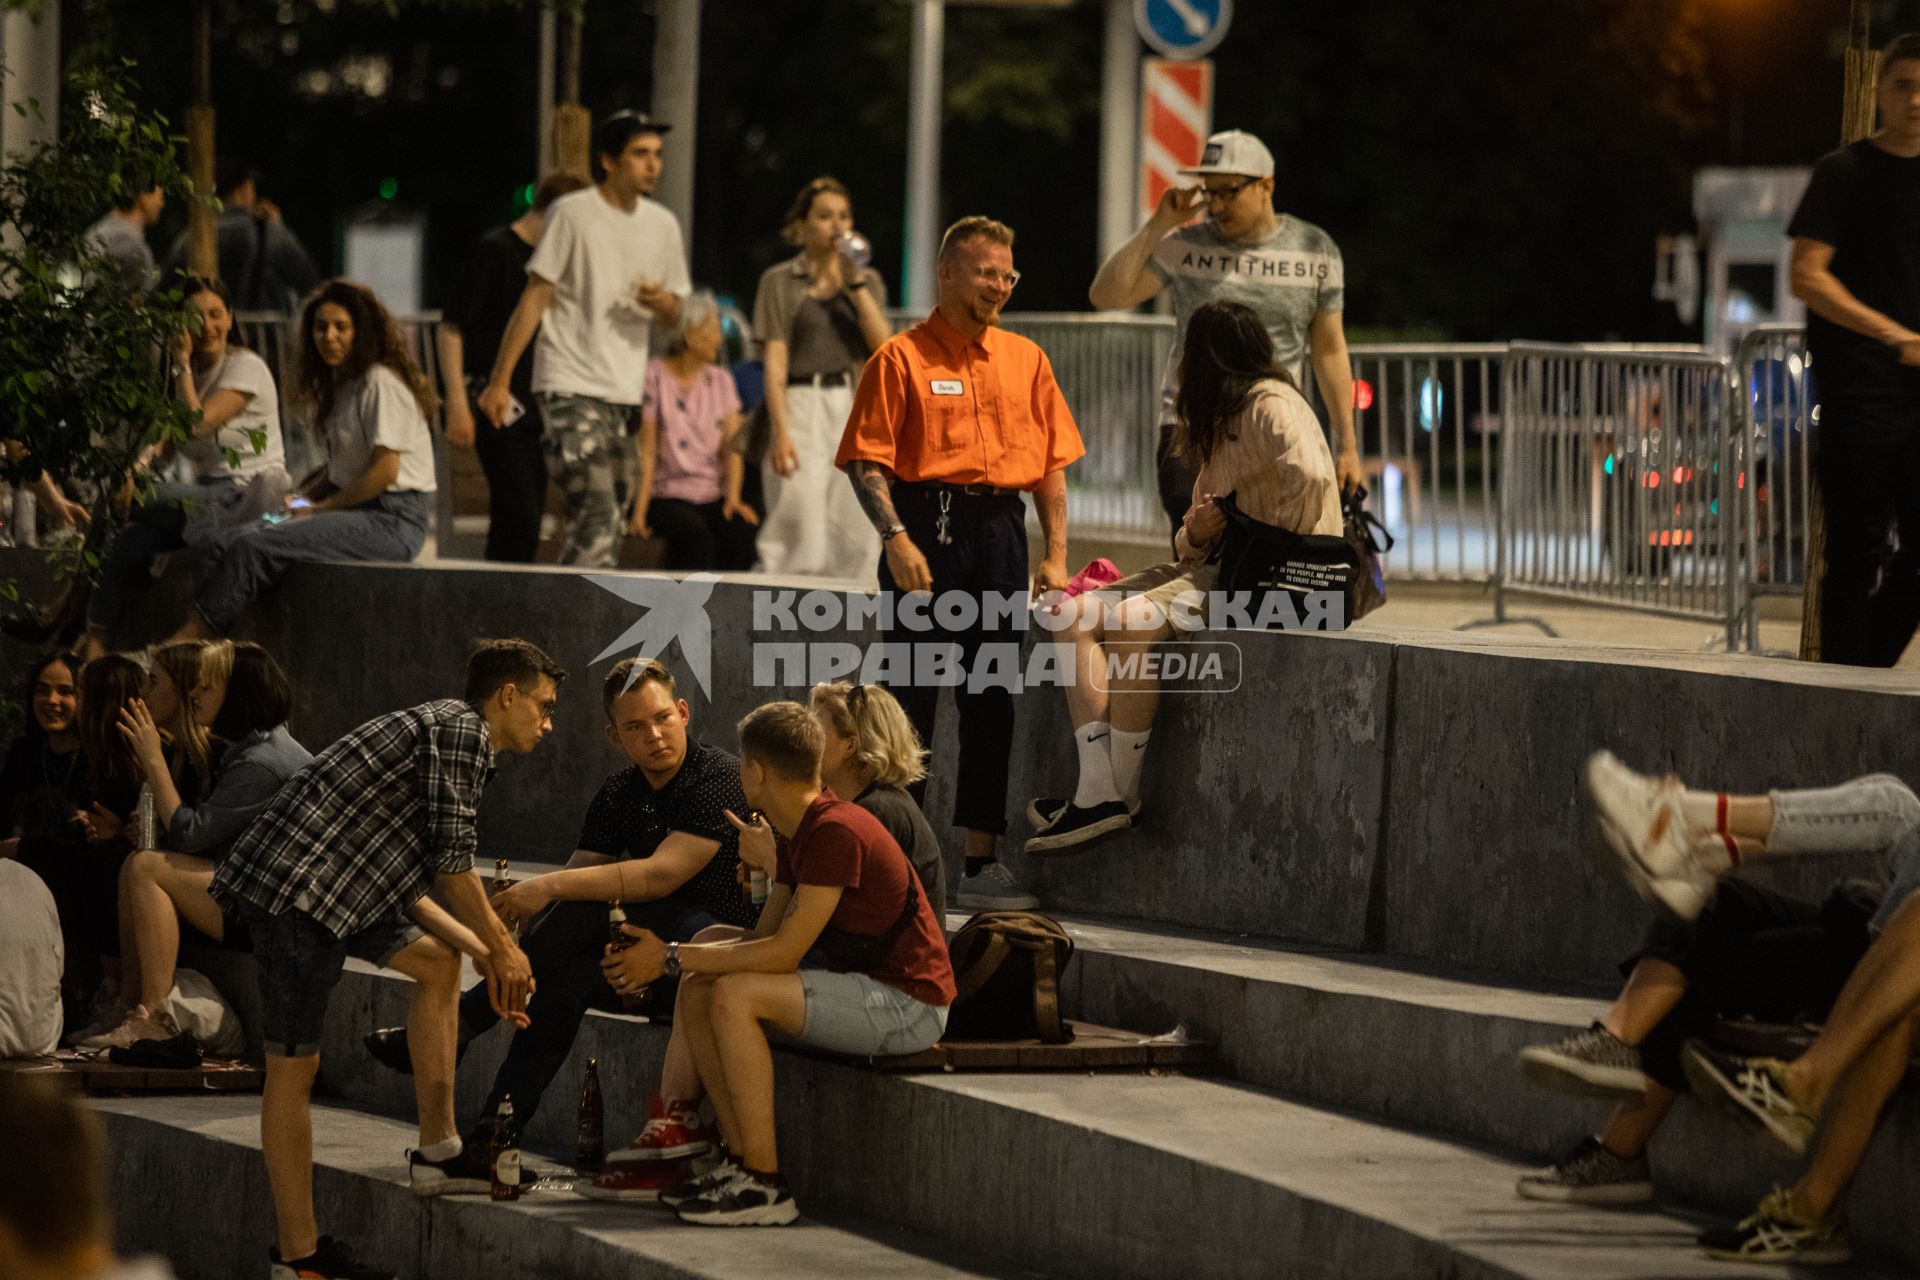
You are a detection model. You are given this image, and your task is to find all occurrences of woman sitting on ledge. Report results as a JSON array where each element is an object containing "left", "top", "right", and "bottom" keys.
[
  {"left": 174, "top": 278, "right": 438, "bottom": 640},
  {"left": 1024, "top": 300, "right": 1341, "bottom": 856}
]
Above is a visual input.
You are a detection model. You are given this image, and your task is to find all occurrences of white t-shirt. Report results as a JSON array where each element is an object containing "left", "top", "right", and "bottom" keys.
[
  {"left": 323, "top": 365, "right": 438, "bottom": 494},
  {"left": 0, "top": 861, "right": 63, "bottom": 1057},
  {"left": 178, "top": 347, "right": 287, "bottom": 480},
  {"left": 527, "top": 187, "right": 692, "bottom": 406}
]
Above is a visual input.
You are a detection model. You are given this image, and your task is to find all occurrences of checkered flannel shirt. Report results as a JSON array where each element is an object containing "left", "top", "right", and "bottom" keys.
[{"left": 211, "top": 699, "right": 495, "bottom": 939}]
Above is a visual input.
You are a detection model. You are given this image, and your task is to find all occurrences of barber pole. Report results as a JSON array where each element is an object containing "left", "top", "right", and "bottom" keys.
[{"left": 1138, "top": 57, "right": 1213, "bottom": 223}]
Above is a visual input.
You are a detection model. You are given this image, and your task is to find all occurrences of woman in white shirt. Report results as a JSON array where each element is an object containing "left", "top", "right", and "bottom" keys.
[
  {"left": 79, "top": 276, "right": 289, "bottom": 658},
  {"left": 174, "top": 278, "right": 439, "bottom": 639},
  {"left": 1025, "top": 300, "right": 1342, "bottom": 855}
]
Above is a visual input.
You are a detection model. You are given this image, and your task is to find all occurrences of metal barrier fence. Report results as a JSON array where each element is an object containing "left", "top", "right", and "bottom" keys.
[
  {"left": 1497, "top": 343, "right": 1743, "bottom": 649},
  {"left": 1732, "top": 323, "right": 1815, "bottom": 608}
]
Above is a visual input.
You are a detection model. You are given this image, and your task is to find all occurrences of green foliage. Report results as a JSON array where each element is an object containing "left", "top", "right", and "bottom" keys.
[{"left": 0, "top": 64, "right": 202, "bottom": 583}]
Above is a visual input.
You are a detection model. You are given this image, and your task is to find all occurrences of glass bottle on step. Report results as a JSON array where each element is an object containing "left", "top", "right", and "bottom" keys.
[
  {"left": 576, "top": 1057, "right": 605, "bottom": 1171},
  {"left": 489, "top": 1095, "right": 522, "bottom": 1201}
]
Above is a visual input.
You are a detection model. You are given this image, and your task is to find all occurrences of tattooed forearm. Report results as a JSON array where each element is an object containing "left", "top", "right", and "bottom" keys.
[
  {"left": 1035, "top": 470, "right": 1068, "bottom": 557},
  {"left": 848, "top": 460, "right": 901, "bottom": 535}
]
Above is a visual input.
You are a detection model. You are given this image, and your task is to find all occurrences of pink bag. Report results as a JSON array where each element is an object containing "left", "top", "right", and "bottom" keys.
[{"left": 1061, "top": 558, "right": 1122, "bottom": 598}]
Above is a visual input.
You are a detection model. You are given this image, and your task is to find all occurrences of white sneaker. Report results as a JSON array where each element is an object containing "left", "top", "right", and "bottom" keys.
[
  {"left": 955, "top": 860, "right": 1039, "bottom": 911},
  {"left": 1584, "top": 751, "right": 1724, "bottom": 920}
]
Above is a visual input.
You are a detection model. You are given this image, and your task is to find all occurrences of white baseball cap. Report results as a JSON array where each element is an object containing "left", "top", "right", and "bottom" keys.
[{"left": 1179, "top": 130, "right": 1274, "bottom": 179}]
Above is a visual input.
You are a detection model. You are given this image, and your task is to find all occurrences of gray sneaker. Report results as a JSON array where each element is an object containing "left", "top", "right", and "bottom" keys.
[
  {"left": 1516, "top": 1136, "right": 1653, "bottom": 1205},
  {"left": 955, "top": 861, "right": 1039, "bottom": 911},
  {"left": 1518, "top": 1023, "right": 1649, "bottom": 1099}
]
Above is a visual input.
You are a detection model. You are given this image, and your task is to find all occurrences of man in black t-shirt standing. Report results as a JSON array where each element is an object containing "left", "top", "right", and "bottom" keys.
[
  {"left": 439, "top": 173, "right": 588, "bottom": 562},
  {"left": 363, "top": 658, "right": 755, "bottom": 1167},
  {"left": 1787, "top": 33, "right": 1920, "bottom": 666}
]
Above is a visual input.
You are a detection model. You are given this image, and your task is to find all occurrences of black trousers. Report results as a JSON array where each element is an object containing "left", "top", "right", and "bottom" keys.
[
  {"left": 1816, "top": 391, "right": 1920, "bottom": 666},
  {"left": 879, "top": 485, "right": 1028, "bottom": 836},
  {"left": 650, "top": 497, "right": 758, "bottom": 571},
  {"left": 1623, "top": 877, "right": 1875, "bottom": 1093},
  {"left": 456, "top": 896, "right": 717, "bottom": 1133},
  {"left": 473, "top": 413, "right": 548, "bottom": 564}
]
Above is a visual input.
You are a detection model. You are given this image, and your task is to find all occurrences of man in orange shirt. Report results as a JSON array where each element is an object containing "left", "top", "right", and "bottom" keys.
[{"left": 836, "top": 216, "right": 1085, "bottom": 909}]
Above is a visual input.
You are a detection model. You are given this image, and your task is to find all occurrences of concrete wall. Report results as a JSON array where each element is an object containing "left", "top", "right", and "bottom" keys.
[{"left": 6, "top": 548, "right": 1915, "bottom": 985}]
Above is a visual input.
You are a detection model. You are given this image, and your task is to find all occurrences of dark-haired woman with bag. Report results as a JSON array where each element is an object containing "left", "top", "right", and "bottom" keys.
[{"left": 1023, "top": 299, "right": 1340, "bottom": 856}]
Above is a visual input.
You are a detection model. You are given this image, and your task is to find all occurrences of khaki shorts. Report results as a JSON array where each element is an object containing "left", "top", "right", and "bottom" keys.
[{"left": 1094, "top": 557, "right": 1219, "bottom": 634}]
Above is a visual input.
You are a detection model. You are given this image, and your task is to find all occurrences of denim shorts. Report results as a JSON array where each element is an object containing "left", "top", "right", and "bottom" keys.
[
  {"left": 793, "top": 970, "right": 948, "bottom": 1057},
  {"left": 240, "top": 903, "right": 423, "bottom": 1057}
]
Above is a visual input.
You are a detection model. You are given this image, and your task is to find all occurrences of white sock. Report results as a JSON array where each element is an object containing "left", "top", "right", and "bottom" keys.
[
  {"left": 1108, "top": 727, "right": 1151, "bottom": 811},
  {"left": 1072, "top": 722, "right": 1121, "bottom": 808},
  {"left": 418, "top": 1134, "right": 463, "bottom": 1162}
]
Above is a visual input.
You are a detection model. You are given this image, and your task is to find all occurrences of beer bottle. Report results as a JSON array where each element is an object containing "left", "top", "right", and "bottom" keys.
[
  {"left": 607, "top": 901, "right": 646, "bottom": 1013},
  {"left": 575, "top": 1057, "right": 606, "bottom": 1171},
  {"left": 489, "top": 1095, "right": 522, "bottom": 1201}
]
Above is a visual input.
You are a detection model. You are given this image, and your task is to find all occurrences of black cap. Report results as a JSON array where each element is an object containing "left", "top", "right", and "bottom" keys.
[{"left": 596, "top": 109, "right": 672, "bottom": 158}]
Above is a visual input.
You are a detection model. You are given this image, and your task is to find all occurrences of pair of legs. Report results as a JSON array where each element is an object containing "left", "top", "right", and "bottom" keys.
[
  {"left": 456, "top": 896, "right": 717, "bottom": 1133},
  {"left": 674, "top": 967, "right": 808, "bottom": 1176},
  {"left": 1055, "top": 571, "right": 1186, "bottom": 806},
  {"left": 81, "top": 480, "right": 242, "bottom": 659},
  {"left": 879, "top": 485, "right": 1026, "bottom": 871},
  {"left": 1813, "top": 391, "right": 1920, "bottom": 668},
  {"left": 174, "top": 492, "right": 429, "bottom": 639},
  {"left": 248, "top": 906, "right": 460, "bottom": 1262},
  {"left": 471, "top": 409, "right": 547, "bottom": 563},
  {"left": 539, "top": 392, "right": 638, "bottom": 569},
  {"left": 114, "top": 849, "right": 220, "bottom": 1011},
  {"left": 649, "top": 497, "right": 758, "bottom": 572}
]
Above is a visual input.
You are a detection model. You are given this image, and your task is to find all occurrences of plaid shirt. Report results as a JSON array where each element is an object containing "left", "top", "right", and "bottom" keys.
[{"left": 211, "top": 699, "right": 495, "bottom": 938}]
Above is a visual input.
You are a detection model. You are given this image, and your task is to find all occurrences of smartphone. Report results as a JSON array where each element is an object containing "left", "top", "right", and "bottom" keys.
[
  {"left": 287, "top": 496, "right": 312, "bottom": 511},
  {"left": 261, "top": 512, "right": 291, "bottom": 525},
  {"left": 499, "top": 394, "right": 527, "bottom": 427}
]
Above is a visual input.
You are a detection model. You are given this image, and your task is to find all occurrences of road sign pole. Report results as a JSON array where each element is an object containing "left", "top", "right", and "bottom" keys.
[
  {"left": 1099, "top": 0, "right": 1141, "bottom": 265},
  {"left": 904, "top": 0, "right": 944, "bottom": 312}
]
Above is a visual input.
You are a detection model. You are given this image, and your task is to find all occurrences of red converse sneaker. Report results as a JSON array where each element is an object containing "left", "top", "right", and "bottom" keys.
[
  {"left": 607, "top": 1096, "right": 716, "bottom": 1165},
  {"left": 575, "top": 1158, "right": 693, "bottom": 1203}
]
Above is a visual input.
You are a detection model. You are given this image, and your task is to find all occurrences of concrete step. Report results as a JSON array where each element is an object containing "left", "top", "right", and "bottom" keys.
[
  {"left": 95, "top": 1095, "right": 1032, "bottom": 1280},
  {"left": 305, "top": 963, "right": 1892, "bottom": 1280}
]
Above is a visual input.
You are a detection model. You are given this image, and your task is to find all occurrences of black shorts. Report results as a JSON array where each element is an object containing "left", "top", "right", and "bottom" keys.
[{"left": 240, "top": 903, "right": 423, "bottom": 1057}]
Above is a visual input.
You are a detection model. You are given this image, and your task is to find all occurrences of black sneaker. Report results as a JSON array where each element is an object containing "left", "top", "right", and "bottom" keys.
[
  {"left": 1023, "top": 799, "right": 1132, "bottom": 855},
  {"left": 1697, "top": 1187, "right": 1852, "bottom": 1264},
  {"left": 1681, "top": 1041, "right": 1816, "bottom": 1156},
  {"left": 408, "top": 1143, "right": 494, "bottom": 1197},
  {"left": 659, "top": 1154, "right": 740, "bottom": 1208},
  {"left": 268, "top": 1235, "right": 398, "bottom": 1279},
  {"left": 1515, "top": 1136, "right": 1653, "bottom": 1205},
  {"left": 1517, "top": 1023, "right": 1649, "bottom": 1099},
  {"left": 363, "top": 1026, "right": 470, "bottom": 1077},
  {"left": 1026, "top": 795, "right": 1143, "bottom": 833},
  {"left": 674, "top": 1169, "right": 799, "bottom": 1226}
]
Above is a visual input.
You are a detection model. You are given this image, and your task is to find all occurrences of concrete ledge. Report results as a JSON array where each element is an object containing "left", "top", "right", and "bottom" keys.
[{"left": 96, "top": 1097, "right": 1020, "bottom": 1280}]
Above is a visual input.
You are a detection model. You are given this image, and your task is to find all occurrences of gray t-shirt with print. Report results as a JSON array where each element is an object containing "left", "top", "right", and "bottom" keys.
[{"left": 1148, "top": 215, "right": 1345, "bottom": 417}]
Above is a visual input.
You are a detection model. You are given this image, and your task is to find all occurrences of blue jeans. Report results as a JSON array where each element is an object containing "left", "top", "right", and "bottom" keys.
[
  {"left": 193, "top": 490, "right": 431, "bottom": 632},
  {"left": 458, "top": 895, "right": 719, "bottom": 1131},
  {"left": 88, "top": 480, "right": 241, "bottom": 632}
]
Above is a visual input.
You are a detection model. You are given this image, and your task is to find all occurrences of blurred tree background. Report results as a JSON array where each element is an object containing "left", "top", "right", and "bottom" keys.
[{"left": 46, "top": 0, "right": 1920, "bottom": 338}]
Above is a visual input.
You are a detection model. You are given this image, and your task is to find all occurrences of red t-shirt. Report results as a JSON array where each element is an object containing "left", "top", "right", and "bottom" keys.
[{"left": 776, "top": 789, "right": 957, "bottom": 1007}]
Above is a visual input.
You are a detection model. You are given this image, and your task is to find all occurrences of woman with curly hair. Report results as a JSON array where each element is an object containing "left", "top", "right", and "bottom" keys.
[{"left": 173, "top": 278, "right": 440, "bottom": 639}]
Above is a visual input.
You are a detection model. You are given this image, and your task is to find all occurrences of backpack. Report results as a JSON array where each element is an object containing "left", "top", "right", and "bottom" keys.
[{"left": 945, "top": 911, "right": 1075, "bottom": 1044}]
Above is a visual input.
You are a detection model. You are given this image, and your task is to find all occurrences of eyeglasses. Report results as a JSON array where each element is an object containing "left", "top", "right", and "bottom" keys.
[
  {"left": 536, "top": 699, "right": 558, "bottom": 719},
  {"left": 1202, "top": 178, "right": 1259, "bottom": 204},
  {"left": 974, "top": 267, "right": 1022, "bottom": 290}
]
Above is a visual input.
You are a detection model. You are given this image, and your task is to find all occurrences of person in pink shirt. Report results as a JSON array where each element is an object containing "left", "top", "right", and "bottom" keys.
[{"left": 632, "top": 290, "right": 759, "bottom": 570}]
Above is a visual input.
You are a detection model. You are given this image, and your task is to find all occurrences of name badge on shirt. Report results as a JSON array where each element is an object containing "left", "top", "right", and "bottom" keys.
[{"left": 929, "top": 379, "right": 965, "bottom": 396}]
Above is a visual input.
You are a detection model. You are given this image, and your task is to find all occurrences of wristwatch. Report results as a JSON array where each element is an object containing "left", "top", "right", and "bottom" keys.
[
  {"left": 882, "top": 524, "right": 908, "bottom": 542},
  {"left": 664, "top": 941, "right": 682, "bottom": 978}
]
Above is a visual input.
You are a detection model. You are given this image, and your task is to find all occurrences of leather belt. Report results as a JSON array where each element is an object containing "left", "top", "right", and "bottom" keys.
[{"left": 902, "top": 480, "right": 1022, "bottom": 499}]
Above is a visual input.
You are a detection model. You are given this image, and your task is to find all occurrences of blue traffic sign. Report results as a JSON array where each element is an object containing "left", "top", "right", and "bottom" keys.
[{"left": 1134, "top": 0, "right": 1232, "bottom": 60}]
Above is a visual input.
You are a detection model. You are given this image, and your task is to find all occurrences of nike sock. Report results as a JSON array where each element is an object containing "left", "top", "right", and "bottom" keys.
[
  {"left": 418, "top": 1135, "right": 463, "bottom": 1162},
  {"left": 1072, "top": 722, "right": 1121, "bottom": 808},
  {"left": 1108, "top": 727, "right": 1151, "bottom": 811},
  {"left": 1678, "top": 789, "right": 1740, "bottom": 867}
]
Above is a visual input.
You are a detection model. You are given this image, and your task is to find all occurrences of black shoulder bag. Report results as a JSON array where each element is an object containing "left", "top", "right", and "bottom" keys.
[{"left": 1207, "top": 491, "right": 1364, "bottom": 629}]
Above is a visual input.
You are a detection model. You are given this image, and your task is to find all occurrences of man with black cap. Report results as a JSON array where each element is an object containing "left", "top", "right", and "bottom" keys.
[
  {"left": 480, "top": 111, "right": 691, "bottom": 567},
  {"left": 1090, "top": 128, "right": 1361, "bottom": 542}
]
